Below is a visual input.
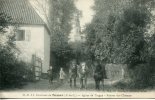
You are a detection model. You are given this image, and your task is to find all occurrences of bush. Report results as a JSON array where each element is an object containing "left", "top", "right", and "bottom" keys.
[
  {"left": 0, "top": 46, "right": 32, "bottom": 89},
  {"left": 128, "top": 64, "right": 153, "bottom": 89},
  {"left": 114, "top": 64, "right": 153, "bottom": 90},
  {"left": 114, "top": 80, "right": 129, "bottom": 90},
  {"left": 0, "top": 12, "right": 34, "bottom": 89}
]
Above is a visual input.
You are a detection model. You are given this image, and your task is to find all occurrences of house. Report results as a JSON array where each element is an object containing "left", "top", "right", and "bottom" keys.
[{"left": 0, "top": 0, "right": 51, "bottom": 77}]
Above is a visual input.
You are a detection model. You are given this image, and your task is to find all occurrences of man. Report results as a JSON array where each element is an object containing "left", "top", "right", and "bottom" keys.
[{"left": 93, "top": 61, "right": 104, "bottom": 90}]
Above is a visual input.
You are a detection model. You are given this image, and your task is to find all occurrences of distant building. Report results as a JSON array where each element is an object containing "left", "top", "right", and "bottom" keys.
[
  {"left": 69, "top": 10, "right": 86, "bottom": 42},
  {"left": 0, "top": 0, "right": 51, "bottom": 74}
]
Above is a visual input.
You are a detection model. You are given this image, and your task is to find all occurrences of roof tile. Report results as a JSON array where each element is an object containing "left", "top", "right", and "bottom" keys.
[{"left": 0, "top": 0, "right": 45, "bottom": 25}]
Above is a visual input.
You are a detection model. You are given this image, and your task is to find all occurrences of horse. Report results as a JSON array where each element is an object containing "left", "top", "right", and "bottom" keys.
[
  {"left": 78, "top": 62, "right": 89, "bottom": 89},
  {"left": 69, "top": 61, "right": 78, "bottom": 87}
]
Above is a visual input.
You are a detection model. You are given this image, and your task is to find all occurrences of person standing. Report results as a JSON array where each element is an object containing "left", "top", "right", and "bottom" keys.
[
  {"left": 93, "top": 61, "right": 103, "bottom": 90},
  {"left": 47, "top": 66, "right": 53, "bottom": 84},
  {"left": 59, "top": 67, "right": 66, "bottom": 83}
]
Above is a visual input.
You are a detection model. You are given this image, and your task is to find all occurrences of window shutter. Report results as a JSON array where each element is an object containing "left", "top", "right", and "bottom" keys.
[{"left": 25, "top": 30, "right": 31, "bottom": 41}]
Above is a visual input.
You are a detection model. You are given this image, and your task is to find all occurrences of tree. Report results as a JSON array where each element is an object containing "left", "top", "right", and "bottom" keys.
[
  {"left": 85, "top": 0, "right": 155, "bottom": 88},
  {"left": 49, "top": 0, "right": 76, "bottom": 73},
  {"left": 0, "top": 13, "right": 12, "bottom": 33},
  {"left": 85, "top": 0, "right": 129, "bottom": 62}
]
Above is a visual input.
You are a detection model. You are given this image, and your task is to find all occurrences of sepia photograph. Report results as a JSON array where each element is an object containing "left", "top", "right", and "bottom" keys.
[{"left": 0, "top": 0, "right": 155, "bottom": 99}]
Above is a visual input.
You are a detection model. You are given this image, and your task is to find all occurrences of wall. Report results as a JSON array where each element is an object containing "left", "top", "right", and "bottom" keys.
[
  {"left": 43, "top": 27, "right": 50, "bottom": 73},
  {"left": 105, "top": 64, "right": 127, "bottom": 81},
  {"left": 15, "top": 25, "right": 50, "bottom": 73}
]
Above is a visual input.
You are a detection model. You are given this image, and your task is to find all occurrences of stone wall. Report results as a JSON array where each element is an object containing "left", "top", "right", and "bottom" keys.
[{"left": 105, "top": 64, "right": 127, "bottom": 81}]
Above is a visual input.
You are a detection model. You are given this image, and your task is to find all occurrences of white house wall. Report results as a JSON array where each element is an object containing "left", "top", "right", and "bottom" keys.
[
  {"left": 15, "top": 25, "right": 50, "bottom": 73},
  {"left": 43, "top": 27, "right": 50, "bottom": 73}
]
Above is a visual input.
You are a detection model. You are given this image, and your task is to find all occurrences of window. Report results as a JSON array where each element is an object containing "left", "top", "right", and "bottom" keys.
[
  {"left": 15, "top": 29, "right": 31, "bottom": 41},
  {"left": 15, "top": 30, "right": 25, "bottom": 41}
]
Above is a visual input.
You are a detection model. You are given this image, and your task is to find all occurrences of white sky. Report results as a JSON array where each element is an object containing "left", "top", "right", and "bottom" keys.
[{"left": 75, "top": 0, "right": 95, "bottom": 30}]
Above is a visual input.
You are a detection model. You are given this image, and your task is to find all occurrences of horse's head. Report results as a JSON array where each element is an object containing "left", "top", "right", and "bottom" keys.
[{"left": 80, "top": 62, "right": 87, "bottom": 73}]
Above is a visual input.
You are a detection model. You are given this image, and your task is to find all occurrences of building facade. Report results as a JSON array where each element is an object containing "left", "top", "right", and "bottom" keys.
[{"left": 0, "top": 0, "right": 51, "bottom": 74}]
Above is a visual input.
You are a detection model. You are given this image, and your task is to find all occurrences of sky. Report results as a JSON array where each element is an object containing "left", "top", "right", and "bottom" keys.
[{"left": 75, "top": 0, "right": 95, "bottom": 30}]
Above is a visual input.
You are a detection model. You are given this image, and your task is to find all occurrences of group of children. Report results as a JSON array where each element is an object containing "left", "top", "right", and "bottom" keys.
[{"left": 47, "top": 66, "right": 66, "bottom": 84}]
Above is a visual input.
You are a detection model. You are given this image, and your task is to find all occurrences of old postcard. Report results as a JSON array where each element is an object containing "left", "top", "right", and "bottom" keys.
[{"left": 0, "top": 0, "right": 155, "bottom": 99}]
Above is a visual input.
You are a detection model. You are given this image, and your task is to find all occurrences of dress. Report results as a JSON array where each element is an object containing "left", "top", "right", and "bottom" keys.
[{"left": 60, "top": 70, "right": 65, "bottom": 79}]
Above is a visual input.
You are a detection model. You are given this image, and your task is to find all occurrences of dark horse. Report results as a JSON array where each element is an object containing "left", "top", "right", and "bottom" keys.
[{"left": 93, "top": 61, "right": 107, "bottom": 90}]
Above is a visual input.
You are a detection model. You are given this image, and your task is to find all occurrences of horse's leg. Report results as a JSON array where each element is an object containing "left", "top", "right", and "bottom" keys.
[
  {"left": 49, "top": 79, "right": 50, "bottom": 84},
  {"left": 51, "top": 78, "right": 53, "bottom": 84},
  {"left": 94, "top": 79, "right": 98, "bottom": 90},
  {"left": 70, "top": 78, "right": 72, "bottom": 87},
  {"left": 102, "top": 79, "right": 104, "bottom": 90},
  {"left": 84, "top": 78, "right": 87, "bottom": 89},
  {"left": 74, "top": 78, "right": 76, "bottom": 87},
  {"left": 48, "top": 78, "right": 50, "bottom": 88},
  {"left": 82, "top": 79, "right": 84, "bottom": 88},
  {"left": 97, "top": 80, "right": 100, "bottom": 90},
  {"left": 80, "top": 78, "right": 82, "bottom": 89}
]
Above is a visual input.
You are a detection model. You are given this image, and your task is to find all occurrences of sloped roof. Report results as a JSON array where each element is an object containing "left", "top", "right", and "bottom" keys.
[{"left": 0, "top": 0, "right": 45, "bottom": 25}]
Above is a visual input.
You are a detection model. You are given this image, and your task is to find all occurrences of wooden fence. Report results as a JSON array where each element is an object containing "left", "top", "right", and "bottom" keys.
[{"left": 32, "top": 54, "right": 42, "bottom": 81}]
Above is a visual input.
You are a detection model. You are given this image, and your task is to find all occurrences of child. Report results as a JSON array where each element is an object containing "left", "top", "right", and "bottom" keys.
[
  {"left": 59, "top": 68, "right": 66, "bottom": 83},
  {"left": 47, "top": 66, "right": 53, "bottom": 84}
]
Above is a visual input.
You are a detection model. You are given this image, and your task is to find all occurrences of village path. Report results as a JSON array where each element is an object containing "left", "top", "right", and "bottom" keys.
[
  {"left": 55, "top": 78, "right": 114, "bottom": 91},
  {"left": 12, "top": 77, "right": 123, "bottom": 92}
]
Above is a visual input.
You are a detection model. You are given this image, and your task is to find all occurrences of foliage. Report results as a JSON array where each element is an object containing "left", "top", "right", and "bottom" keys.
[
  {"left": 0, "top": 13, "right": 32, "bottom": 89},
  {"left": 85, "top": 0, "right": 152, "bottom": 63},
  {"left": 49, "top": 0, "right": 76, "bottom": 73},
  {"left": 0, "top": 47, "right": 32, "bottom": 88},
  {"left": 84, "top": 0, "right": 155, "bottom": 88},
  {"left": 0, "top": 13, "right": 12, "bottom": 33},
  {"left": 84, "top": 0, "right": 131, "bottom": 62},
  {"left": 128, "top": 64, "right": 152, "bottom": 88},
  {"left": 0, "top": 35, "right": 32, "bottom": 89},
  {"left": 69, "top": 41, "right": 87, "bottom": 64},
  {"left": 113, "top": 5, "right": 151, "bottom": 64}
]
